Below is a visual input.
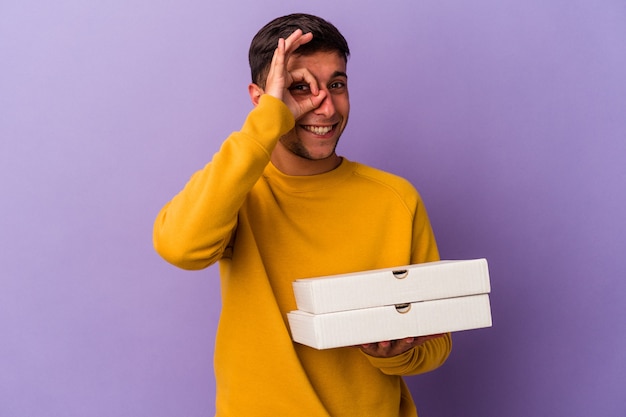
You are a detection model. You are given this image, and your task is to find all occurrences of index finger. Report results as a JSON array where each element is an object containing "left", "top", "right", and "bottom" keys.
[{"left": 288, "top": 67, "right": 320, "bottom": 96}]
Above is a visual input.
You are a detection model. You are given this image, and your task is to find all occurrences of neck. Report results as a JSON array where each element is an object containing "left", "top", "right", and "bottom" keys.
[{"left": 271, "top": 143, "right": 342, "bottom": 176}]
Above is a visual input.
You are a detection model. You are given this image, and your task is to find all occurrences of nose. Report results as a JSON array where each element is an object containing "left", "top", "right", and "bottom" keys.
[{"left": 313, "top": 90, "right": 336, "bottom": 118}]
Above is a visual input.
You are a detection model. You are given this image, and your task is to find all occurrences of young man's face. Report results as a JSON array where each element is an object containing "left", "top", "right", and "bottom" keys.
[{"left": 280, "top": 51, "right": 350, "bottom": 161}]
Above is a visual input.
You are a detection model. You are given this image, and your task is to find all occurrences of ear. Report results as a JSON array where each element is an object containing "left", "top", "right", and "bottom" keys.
[{"left": 248, "top": 83, "right": 264, "bottom": 106}]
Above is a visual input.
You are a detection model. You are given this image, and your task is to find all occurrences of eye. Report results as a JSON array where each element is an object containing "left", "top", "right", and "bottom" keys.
[
  {"left": 329, "top": 80, "right": 347, "bottom": 92},
  {"left": 288, "top": 83, "right": 311, "bottom": 95}
]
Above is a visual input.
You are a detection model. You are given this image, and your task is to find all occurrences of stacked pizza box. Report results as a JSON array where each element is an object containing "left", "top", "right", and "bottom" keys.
[{"left": 287, "top": 259, "right": 492, "bottom": 349}]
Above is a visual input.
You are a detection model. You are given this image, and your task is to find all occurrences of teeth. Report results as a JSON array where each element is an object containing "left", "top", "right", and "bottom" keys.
[{"left": 304, "top": 125, "right": 333, "bottom": 135}]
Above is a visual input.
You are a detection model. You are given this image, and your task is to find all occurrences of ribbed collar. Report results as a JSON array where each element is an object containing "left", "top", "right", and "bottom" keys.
[{"left": 262, "top": 157, "right": 355, "bottom": 193}]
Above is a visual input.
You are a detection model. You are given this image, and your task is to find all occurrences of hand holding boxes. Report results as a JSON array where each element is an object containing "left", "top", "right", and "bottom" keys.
[{"left": 287, "top": 259, "right": 493, "bottom": 349}]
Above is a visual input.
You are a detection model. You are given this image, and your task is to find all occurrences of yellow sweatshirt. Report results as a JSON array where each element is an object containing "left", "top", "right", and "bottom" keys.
[{"left": 153, "top": 95, "right": 452, "bottom": 417}]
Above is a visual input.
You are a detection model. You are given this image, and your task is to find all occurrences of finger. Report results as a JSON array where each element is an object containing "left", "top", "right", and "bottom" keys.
[
  {"left": 386, "top": 338, "right": 419, "bottom": 356},
  {"left": 265, "top": 38, "right": 287, "bottom": 98},
  {"left": 267, "top": 38, "right": 283, "bottom": 76},
  {"left": 283, "top": 28, "right": 303, "bottom": 51},
  {"left": 284, "top": 29, "right": 313, "bottom": 54},
  {"left": 360, "top": 343, "right": 386, "bottom": 357},
  {"left": 289, "top": 68, "right": 320, "bottom": 96},
  {"left": 283, "top": 28, "right": 303, "bottom": 43},
  {"left": 378, "top": 341, "right": 391, "bottom": 349},
  {"left": 293, "top": 90, "right": 327, "bottom": 120},
  {"left": 308, "top": 89, "right": 327, "bottom": 108},
  {"left": 416, "top": 333, "right": 446, "bottom": 344}
]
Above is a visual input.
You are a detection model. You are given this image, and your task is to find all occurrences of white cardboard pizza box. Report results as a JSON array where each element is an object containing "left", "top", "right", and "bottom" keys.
[
  {"left": 292, "top": 259, "right": 490, "bottom": 314},
  {"left": 287, "top": 293, "right": 492, "bottom": 350}
]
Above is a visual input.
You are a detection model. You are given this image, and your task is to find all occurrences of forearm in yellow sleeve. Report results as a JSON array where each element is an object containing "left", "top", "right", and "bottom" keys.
[
  {"left": 153, "top": 95, "right": 294, "bottom": 270},
  {"left": 362, "top": 333, "right": 452, "bottom": 376}
]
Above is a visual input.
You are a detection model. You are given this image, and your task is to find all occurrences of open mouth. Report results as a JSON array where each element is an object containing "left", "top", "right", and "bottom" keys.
[{"left": 301, "top": 124, "right": 337, "bottom": 136}]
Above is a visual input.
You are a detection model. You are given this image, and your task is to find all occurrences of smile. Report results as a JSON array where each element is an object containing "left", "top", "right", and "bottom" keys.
[{"left": 302, "top": 124, "right": 336, "bottom": 135}]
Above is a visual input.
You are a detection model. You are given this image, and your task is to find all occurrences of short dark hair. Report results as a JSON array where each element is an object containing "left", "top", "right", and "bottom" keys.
[{"left": 249, "top": 13, "right": 350, "bottom": 88}]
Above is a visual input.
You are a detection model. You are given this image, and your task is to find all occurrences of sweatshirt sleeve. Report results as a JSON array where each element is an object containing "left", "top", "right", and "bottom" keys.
[
  {"left": 362, "top": 333, "right": 452, "bottom": 376},
  {"left": 153, "top": 95, "right": 294, "bottom": 270}
]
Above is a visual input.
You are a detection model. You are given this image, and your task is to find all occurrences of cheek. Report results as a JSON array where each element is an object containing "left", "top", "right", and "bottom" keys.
[
  {"left": 336, "top": 96, "right": 350, "bottom": 117},
  {"left": 339, "top": 103, "right": 350, "bottom": 125},
  {"left": 280, "top": 129, "right": 298, "bottom": 144}
]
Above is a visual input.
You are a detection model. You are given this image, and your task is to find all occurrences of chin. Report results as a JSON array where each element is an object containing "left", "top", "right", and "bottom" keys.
[
  {"left": 299, "top": 145, "right": 339, "bottom": 161},
  {"left": 311, "top": 151, "right": 338, "bottom": 161}
]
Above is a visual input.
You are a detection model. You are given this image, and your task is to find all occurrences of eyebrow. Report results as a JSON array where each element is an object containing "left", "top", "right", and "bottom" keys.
[{"left": 332, "top": 71, "right": 348, "bottom": 79}]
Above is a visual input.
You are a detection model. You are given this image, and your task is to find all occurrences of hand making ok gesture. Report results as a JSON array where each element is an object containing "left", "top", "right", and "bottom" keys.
[{"left": 263, "top": 29, "right": 328, "bottom": 120}]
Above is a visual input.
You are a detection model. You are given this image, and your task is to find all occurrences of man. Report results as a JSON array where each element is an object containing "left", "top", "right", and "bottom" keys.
[{"left": 153, "top": 13, "right": 451, "bottom": 417}]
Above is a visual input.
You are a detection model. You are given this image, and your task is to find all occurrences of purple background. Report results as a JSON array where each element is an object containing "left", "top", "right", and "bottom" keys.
[{"left": 1, "top": 1, "right": 625, "bottom": 416}]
